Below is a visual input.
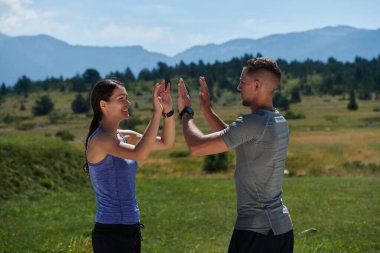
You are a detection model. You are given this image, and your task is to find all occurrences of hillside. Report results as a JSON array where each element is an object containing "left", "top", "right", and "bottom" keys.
[{"left": 0, "top": 135, "right": 88, "bottom": 200}]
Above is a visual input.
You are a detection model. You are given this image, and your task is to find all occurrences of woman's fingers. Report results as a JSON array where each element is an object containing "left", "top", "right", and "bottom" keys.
[
  {"left": 165, "top": 82, "right": 171, "bottom": 92},
  {"left": 153, "top": 82, "right": 161, "bottom": 97}
]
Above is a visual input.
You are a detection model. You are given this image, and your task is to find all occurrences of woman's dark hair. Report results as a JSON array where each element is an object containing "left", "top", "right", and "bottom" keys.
[{"left": 83, "top": 79, "right": 124, "bottom": 174}]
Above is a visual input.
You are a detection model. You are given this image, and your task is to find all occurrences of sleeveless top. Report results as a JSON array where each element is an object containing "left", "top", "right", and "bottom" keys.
[{"left": 87, "top": 127, "right": 139, "bottom": 224}]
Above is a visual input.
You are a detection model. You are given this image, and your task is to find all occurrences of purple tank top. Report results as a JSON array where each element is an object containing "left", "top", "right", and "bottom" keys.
[{"left": 87, "top": 127, "right": 139, "bottom": 224}]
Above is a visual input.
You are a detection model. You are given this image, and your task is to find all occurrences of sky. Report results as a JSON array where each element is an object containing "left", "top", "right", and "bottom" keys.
[{"left": 0, "top": 0, "right": 379, "bottom": 56}]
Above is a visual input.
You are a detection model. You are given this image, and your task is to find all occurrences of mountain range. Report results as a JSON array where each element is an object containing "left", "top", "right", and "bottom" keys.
[{"left": 1, "top": 25, "right": 380, "bottom": 86}]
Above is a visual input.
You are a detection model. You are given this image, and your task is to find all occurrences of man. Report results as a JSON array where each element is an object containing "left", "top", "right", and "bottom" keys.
[{"left": 177, "top": 58, "right": 294, "bottom": 253}]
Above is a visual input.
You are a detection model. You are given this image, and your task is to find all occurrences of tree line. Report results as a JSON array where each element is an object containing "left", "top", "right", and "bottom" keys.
[
  {"left": 2, "top": 53, "right": 378, "bottom": 172},
  {"left": 1, "top": 53, "right": 380, "bottom": 114}
]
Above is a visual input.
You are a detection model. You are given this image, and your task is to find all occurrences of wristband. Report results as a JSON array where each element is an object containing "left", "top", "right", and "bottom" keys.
[
  {"left": 162, "top": 110, "right": 174, "bottom": 118},
  {"left": 179, "top": 106, "right": 194, "bottom": 119}
]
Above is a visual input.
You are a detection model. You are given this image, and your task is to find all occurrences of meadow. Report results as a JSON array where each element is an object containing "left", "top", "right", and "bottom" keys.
[{"left": 0, "top": 88, "right": 380, "bottom": 252}]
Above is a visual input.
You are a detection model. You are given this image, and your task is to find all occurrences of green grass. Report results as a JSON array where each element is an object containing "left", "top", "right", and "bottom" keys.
[
  {"left": 0, "top": 177, "right": 379, "bottom": 253},
  {"left": 0, "top": 135, "right": 88, "bottom": 199},
  {"left": 1, "top": 91, "right": 380, "bottom": 252}
]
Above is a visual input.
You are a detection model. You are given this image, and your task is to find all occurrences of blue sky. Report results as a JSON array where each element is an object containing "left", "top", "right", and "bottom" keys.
[{"left": 0, "top": 0, "right": 379, "bottom": 56}]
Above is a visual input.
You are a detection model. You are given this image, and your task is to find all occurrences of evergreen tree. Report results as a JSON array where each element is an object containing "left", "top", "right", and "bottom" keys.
[
  {"left": 290, "top": 87, "right": 302, "bottom": 103},
  {"left": 358, "top": 89, "right": 372, "bottom": 100},
  {"left": 124, "top": 67, "right": 136, "bottom": 82},
  {"left": 71, "top": 93, "right": 90, "bottom": 113},
  {"left": 138, "top": 69, "right": 153, "bottom": 81},
  {"left": 1, "top": 83, "right": 8, "bottom": 96},
  {"left": 347, "top": 90, "right": 358, "bottom": 110},
  {"left": 273, "top": 91, "right": 290, "bottom": 111},
  {"left": 14, "top": 75, "right": 32, "bottom": 95},
  {"left": 83, "top": 68, "right": 101, "bottom": 87},
  {"left": 33, "top": 95, "right": 54, "bottom": 116},
  {"left": 71, "top": 74, "right": 87, "bottom": 92}
]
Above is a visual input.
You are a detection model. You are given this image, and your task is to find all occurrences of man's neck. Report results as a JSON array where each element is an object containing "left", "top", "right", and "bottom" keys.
[{"left": 250, "top": 103, "right": 274, "bottom": 113}]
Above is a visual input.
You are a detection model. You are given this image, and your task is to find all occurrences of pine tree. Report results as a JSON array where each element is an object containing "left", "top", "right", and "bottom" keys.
[
  {"left": 33, "top": 95, "right": 54, "bottom": 116},
  {"left": 290, "top": 87, "right": 302, "bottom": 103},
  {"left": 71, "top": 94, "right": 90, "bottom": 113},
  {"left": 347, "top": 90, "right": 358, "bottom": 110}
]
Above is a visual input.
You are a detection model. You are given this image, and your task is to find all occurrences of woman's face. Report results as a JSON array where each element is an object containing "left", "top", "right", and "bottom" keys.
[{"left": 102, "top": 85, "right": 131, "bottom": 120}]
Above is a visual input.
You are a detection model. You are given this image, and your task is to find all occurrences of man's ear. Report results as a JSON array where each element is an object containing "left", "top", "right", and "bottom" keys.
[{"left": 254, "top": 79, "right": 262, "bottom": 90}]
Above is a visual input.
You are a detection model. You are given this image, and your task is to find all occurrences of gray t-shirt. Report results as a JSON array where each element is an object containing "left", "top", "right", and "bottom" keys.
[{"left": 221, "top": 109, "right": 293, "bottom": 235}]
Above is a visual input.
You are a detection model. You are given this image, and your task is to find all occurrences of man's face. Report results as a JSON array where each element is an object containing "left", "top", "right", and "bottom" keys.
[{"left": 237, "top": 67, "right": 256, "bottom": 106}]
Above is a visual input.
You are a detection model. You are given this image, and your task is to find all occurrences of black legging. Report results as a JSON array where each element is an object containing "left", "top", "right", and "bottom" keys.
[{"left": 92, "top": 222, "right": 143, "bottom": 253}]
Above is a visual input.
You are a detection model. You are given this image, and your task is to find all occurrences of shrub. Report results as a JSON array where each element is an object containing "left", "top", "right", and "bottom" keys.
[
  {"left": 203, "top": 152, "right": 230, "bottom": 173},
  {"left": 343, "top": 161, "right": 380, "bottom": 172},
  {"left": 55, "top": 130, "right": 75, "bottom": 141},
  {"left": 2, "top": 114, "right": 15, "bottom": 124},
  {"left": 40, "top": 178, "right": 54, "bottom": 189},
  {"left": 2, "top": 114, "right": 28, "bottom": 125},
  {"left": 16, "top": 123, "right": 36, "bottom": 130},
  {"left": 49, "top": 111, "right": 67, "bottom": 124},
  {"left": 121, "top": 116, "right": 143, "bottom": 131},
  {"left": 169, "top": 150, "right": 190, "bottom": 158},
  {"left": 323, "top": 115, "right": 339, "bottom": 123},
  {"left": 284, "top": 111, "right": 306, "bottom": 120},
  {"left": 19, "top": 103, "right": 26, "bottom": 111},
  {"left": 33, "top": 95, "right": 54, "bottom": 116}
]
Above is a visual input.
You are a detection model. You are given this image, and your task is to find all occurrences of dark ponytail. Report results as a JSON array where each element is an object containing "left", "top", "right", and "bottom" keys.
[
  {"left": 83, "top": 114, "right": 100, "bottom": 174},
  {"left": 83, "top": 79, "right": 124, "bottom": 174}
]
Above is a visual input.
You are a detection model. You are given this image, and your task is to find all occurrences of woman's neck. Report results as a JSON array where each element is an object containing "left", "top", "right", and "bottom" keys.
[{"left": 99, "top": 119, "right": 120, "bottom": 136}]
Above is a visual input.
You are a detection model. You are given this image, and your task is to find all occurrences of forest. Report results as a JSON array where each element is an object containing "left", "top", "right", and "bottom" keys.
[{"left": 2, "top": 53, "right": 380, "bottom": 100}]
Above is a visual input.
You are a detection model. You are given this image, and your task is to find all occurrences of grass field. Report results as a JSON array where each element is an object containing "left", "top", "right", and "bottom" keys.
[
  {"left": 1, "top": 177, "right": 379, "bottom": 253},
  {"left": 2, "top": 91, "right": 379, "bottom": 178},
  {"left": 1, "top": 90, "right": 380, "bottom": 252}
]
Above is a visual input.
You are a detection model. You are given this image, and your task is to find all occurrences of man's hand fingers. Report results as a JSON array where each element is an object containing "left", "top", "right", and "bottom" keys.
[{"left": 199, "top": 76, "right": 208, "bottom": 95}]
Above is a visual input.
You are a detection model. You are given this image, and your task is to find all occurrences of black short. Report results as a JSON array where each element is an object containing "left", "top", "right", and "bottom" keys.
[
  {"left": 92, "top": 222, "right": 143, "bottom": 253},
  {"left": 228, "top": 229, "right": 294, "bottom": 253}
]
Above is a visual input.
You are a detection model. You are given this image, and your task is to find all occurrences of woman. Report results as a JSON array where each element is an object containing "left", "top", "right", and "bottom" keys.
[{"left": 84, "top": 79, "right": 175, "bottom": 253}]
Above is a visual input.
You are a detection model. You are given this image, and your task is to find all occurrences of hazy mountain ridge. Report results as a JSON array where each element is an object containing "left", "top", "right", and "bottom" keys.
[
  {"left": 1, "top": 26, "right": 380, "bottom": 85},
  {"left": 174, "top": 26, "right": 380, "bottom": 63}
]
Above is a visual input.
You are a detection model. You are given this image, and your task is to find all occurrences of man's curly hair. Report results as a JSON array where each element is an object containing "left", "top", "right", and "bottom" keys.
[{"left": 244, "top": 57, "right": 282, "bottom": 80}]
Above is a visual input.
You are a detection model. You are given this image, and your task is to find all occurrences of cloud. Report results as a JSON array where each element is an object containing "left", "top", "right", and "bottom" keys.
[{"left": 0, "top": 0, "right": 56, "bottom": 34}]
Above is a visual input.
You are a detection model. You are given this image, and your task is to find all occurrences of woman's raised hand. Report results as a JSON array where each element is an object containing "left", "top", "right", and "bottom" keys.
[
  {"left": 159, "top": 82, "right": 173, "bottom": 113},
  {"left": 152, "top": 80, "right": 165, "bottom": 114}
]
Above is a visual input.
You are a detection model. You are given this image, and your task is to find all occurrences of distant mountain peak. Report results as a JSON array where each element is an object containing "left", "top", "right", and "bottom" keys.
[{"left": 1, "top": 26, "right": 379, "bottom": 86}]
